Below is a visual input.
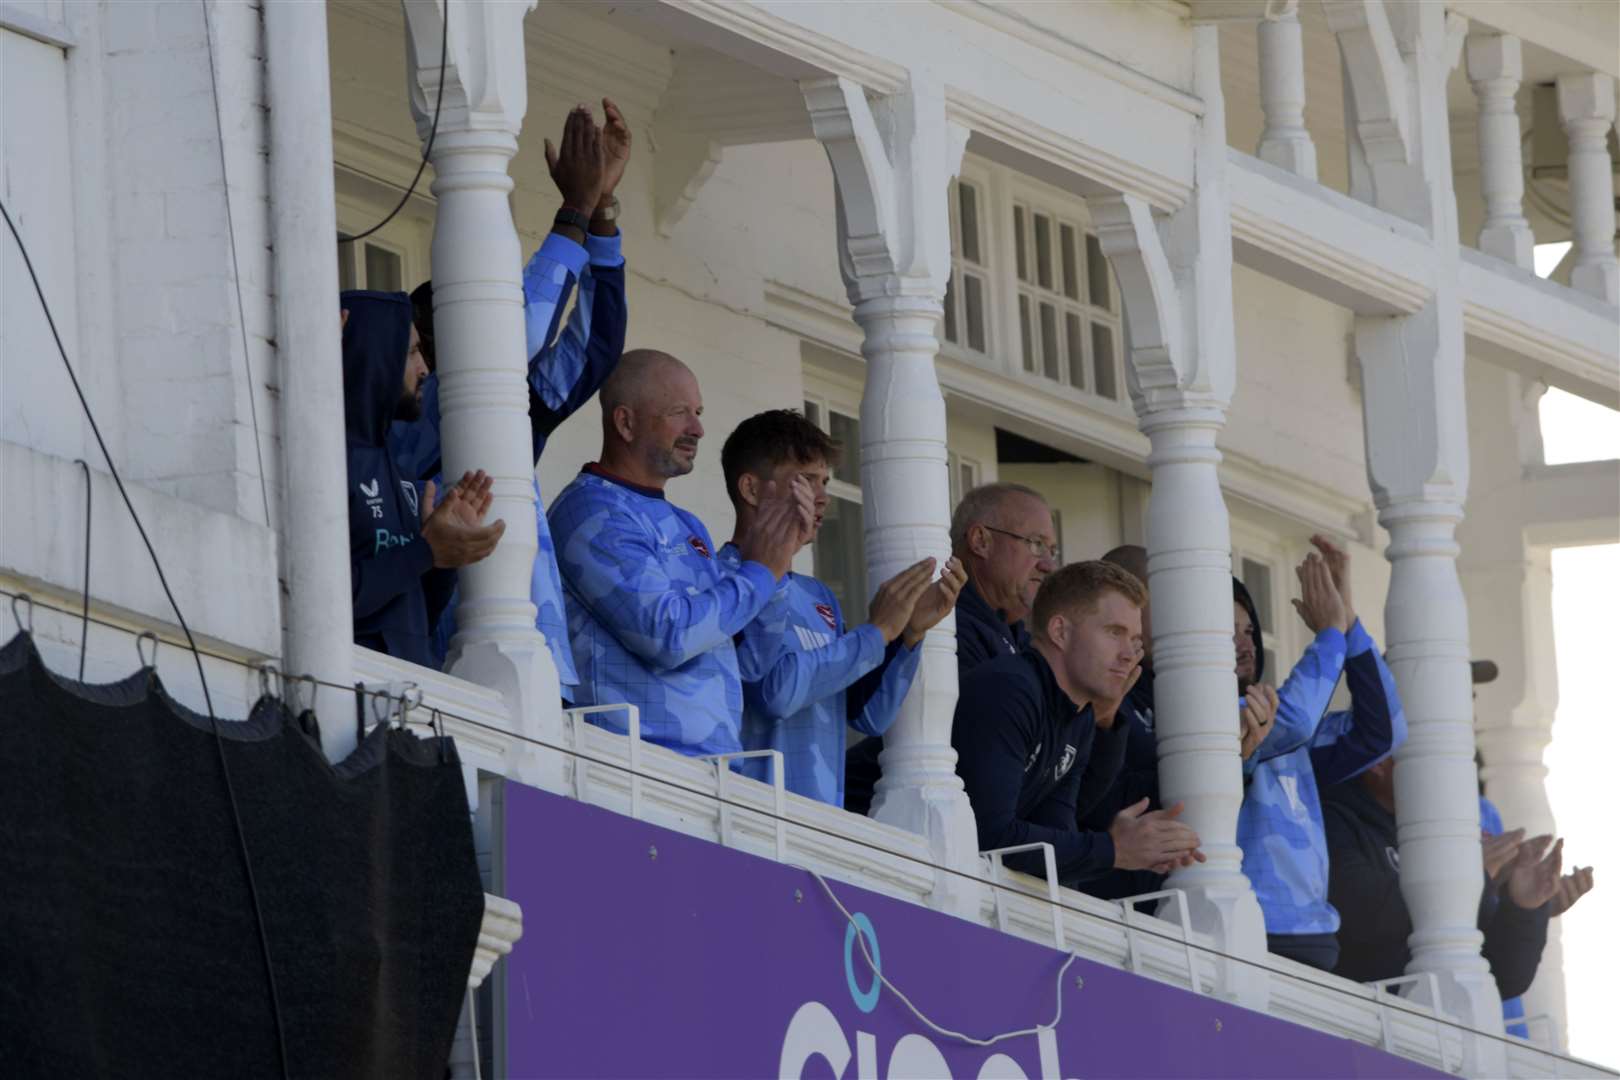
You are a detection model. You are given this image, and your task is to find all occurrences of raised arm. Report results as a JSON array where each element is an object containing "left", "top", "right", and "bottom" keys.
[{"left": 1309, "top": 620, "right": 1405, "bottom": 784}]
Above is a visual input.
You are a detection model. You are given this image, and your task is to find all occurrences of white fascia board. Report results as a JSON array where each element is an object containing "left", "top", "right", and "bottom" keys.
[
  {"left": 1227, "top": 149, "right": 1435, "bottom": 315},
  {"left": 1, "top": 440, "right": 281, "bottom": 658},
  {"left": 1447, "top": 0, "right": 1620, "bottom": 81},
  {"left": 1459, "top": 249, "right": 1620, "bottom": 410},
  {"left": 1521, "top": 460, "right": 1620, "bottom": 549},
  {"left": 661, "top": 0, "right": 1197, "bottom": 208}
]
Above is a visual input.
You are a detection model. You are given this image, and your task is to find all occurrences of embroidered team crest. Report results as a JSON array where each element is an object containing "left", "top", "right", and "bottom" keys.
[
  {"left": 1384, "top": 845, "right": 1401, "bottom": 872},
  {"left": 1055, "top": 744, "right": 1078, "bottom": 780},
  {"left": 815, "top": 603, "right": 837, "bottom": 630},
  {"left": 688, "top": 536, "right": 711, "bottom": 558},
  {"left": 399, "top": 480, "right": 420, "bottom": 517}
]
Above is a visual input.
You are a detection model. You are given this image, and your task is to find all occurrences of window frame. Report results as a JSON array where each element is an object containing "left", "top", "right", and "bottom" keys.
[{"left": 939, "top": 161, "right": 998, "bottom": 365}]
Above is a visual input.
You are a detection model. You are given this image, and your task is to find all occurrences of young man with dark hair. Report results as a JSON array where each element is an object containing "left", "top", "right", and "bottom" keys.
[
  {"left": 718, "top": 410, "right": 966, "bottom": 806},
  {"left": 955, "top": 561, "right": 1205, "bottom": 882}
]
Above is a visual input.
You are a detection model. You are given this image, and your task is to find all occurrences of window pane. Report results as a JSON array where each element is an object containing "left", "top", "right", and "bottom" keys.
[
  {"left": 336, "top": 239, "right": 357, "bottom": 292},
  {"left": 1060, "top": 224, "right": 1079, "bottom": 300},
  {"left": 958, "top": 182, "right": 981, "bottom": 265},
  {"left": 813, "top": 497, "right": 868, "bottom": 624},
  {"left": 1039, "top": 302, "right": 1059, "bottom": 380},
  {"left": 803, "top": 400, "right": 822, "bottom": 428},
  {"left": 1242, "top": 557, "right": 1273, "bottom": 633},
  {"left": 1065, "top": 312, "right": 1086, "bottom": 389},
  {"left": 829, "top": 410, "right": 861, "bottom": 485},
  {"left": 942, "top": 275, "right": 958, "bottom": 344},
  {"left": 1018, "top": 294, "right": 1035, "bottom": 372},
  {"left": 1013, "top": 206, "right": 1028, "bottom": 282},
  {"left": 959, "top": 462, "right": 975, "bottom": 502},
  {"left": 963, "top": 273, "right": 986, "bottom": 353},
  {"left": 365, "top": 243, "right": 403, "bottom": 292},
  {"left": 1086, "top": 233, "right": 1112, "bottom": 311},
  {"left": 1091, "top": 323, "right": 1117, "bottom": 399},
  {"left": 1034, "top": 214, "right": 1053, "bottom": 290}
]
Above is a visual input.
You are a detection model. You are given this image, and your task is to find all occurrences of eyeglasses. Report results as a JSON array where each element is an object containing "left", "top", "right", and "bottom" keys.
[{"left": 982, "top": 526, "right": 1060, "bottom": 561}]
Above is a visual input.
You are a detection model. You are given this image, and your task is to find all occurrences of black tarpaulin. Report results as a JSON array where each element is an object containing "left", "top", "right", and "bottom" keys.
[{"left": 0, "top": 631, "right": 485, "bottom": 1079}]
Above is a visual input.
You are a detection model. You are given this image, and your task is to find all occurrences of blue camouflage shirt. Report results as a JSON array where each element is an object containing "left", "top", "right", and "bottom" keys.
[
  {"left": 1239, "top": 619, "right": 1405, "bottom": 934},
  {"left": 390, "top": 231, "right": 626, "bottom": 695},
  {"left": 719, "top": 543, "right": 921, "bottom": 806},
  {"left": 549, "top": 467, "right": 778, "bottom": 756}
]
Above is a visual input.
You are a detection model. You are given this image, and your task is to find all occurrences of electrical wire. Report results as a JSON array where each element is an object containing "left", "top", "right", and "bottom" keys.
[
  {"left": 0, "top": 588, "right": 1581, "bottom": 1068},
  {"left": 339, "top": 6, "right": 448, "bottom": 245},
  {"left": 0, "top": 199, "right": 290, "bottom": 1080},
  {"left": 198, "top": 0, "right": 273, "bottom": 529},
  {"left": 802, "top": 863, "right": 1081, "bottom": 1047}
]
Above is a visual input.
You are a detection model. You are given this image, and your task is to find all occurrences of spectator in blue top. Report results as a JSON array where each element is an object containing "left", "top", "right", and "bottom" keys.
[
  {"left": 549, "top": 352, "right": 812, "bottom": 756},
  {"left": 717, "top": 410, "right": 968, "bottom": 806},
  {"left": 1238, "top": 536, "right": 1406, "bottom": 970},
  {"left": 388, "top": 102, "right": 630, "bottom": 698}
]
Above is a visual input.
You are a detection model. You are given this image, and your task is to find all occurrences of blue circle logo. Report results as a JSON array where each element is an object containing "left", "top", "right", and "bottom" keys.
[{"left": 842, "top": 912, "right": 882, "bottom": 1013}]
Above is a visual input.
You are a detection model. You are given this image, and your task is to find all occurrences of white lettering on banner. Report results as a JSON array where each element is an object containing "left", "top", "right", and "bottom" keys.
[{"left": 776, "top": 1001, "right": 1069, "bottom": 1079}]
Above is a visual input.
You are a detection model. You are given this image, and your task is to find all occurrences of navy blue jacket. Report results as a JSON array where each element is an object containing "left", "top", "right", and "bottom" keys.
[
  {"left": 842, "top": 577, "right": 1030, "bottom": 815},
  {"left": 342, "top": 290, "right": 453, "bottom": 668},
  {"left": 957, "top": 647, "right": 1116, "bottom": 881}
]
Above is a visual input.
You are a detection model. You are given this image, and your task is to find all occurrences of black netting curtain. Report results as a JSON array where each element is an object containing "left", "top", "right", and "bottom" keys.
[{"left": 0, "top": 632, "right": 485, "bottom": 1079}]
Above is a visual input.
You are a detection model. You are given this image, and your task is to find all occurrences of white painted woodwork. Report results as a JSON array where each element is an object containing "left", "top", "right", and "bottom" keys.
[
  {"left": 1344, "top": 9, "right": 1506, "bottom": 1067},
  {"left": 1556, "top": 73, "right": 1619, "bottom": 305},
  {"left": 1465, "top": 34, "right": 1533, "bottom": 268},
  {"left": 800, "top": 72, "right": 983, "bottom": 917},
  {"left": 401, "top": 0, "right": 564, "bottom": 779},
  {"left": 264, "top": 0, "right": 355, "bottom": 750},
  {"left": 1256, "top": 7, "right": 1318, "bottom": 180},
  {"left": 1092, "top": 28, "right": 1268, "bottom": 998}
]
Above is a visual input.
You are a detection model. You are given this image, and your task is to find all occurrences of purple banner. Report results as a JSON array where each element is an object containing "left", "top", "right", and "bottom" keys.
[{"left": 503, "top": 782, "right": 1442, "bottom": 1079}]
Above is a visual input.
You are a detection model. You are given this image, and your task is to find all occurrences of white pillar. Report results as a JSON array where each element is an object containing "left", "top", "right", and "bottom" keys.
[
  {"left": 1465, "top": 34, "right": 1533, "bottom": 269},
  {"left": 802, "top": 74, "right": 981, "bottom": 917},
  {"left": 402, "top": 1, "right": 562, "bottom": 765},
  {"left": 1340, "top": 8, "right": 1504, "bottom": 1066},
  {"left": 1460, "top": 372, "right": 1569, "bottom": 1048},
  {"left": 1556, "top": 73, "right": 1619, "bottom": 304},
  {"left": 1093, "top": 28, "right": 1268, "bottom": 1000},
  {"left": 265, "top": 0, "right": 355, "bottom": 761},
  {"left": 1256, "top": 6, "right": 1318, "bottom": 180}
]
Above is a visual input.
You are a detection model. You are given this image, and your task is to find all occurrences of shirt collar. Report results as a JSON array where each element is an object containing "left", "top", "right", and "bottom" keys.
[{"left": 584, "top": 462, "right": 665, "bottom": 500}]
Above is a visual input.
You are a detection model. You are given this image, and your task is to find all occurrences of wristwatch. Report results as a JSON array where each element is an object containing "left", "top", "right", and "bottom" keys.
[
  {"left": 592, "top": 196, "right": 621, "bottom": 223},
  {"left": 553, "top": 206, "right": 591, "bottom": 233}
]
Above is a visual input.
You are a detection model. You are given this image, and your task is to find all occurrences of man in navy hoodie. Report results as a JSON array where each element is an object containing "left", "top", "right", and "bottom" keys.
[{"left": 341, "top": 291, "right": 505, "bottom": 667}]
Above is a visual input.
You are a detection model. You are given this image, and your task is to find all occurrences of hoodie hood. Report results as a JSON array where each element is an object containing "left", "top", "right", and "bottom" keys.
[
  {"left": 341, "top": 290, "right": 413, "bottom": 448},
  {"left": 1231, "top": 577, "right": 1266, "bottom": 685}
]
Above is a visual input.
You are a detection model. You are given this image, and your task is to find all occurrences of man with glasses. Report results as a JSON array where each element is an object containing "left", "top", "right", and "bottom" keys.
[{"left": 845, "top": 483, "right": 1060, "bottom": 814}]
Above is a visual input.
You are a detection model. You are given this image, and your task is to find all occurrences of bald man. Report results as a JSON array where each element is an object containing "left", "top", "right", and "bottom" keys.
[{"left": 548, "top": 351, "right": 811, "bottom": 757}]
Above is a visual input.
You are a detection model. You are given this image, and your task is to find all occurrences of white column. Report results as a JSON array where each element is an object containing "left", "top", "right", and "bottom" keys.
[
  {"left": 402, "top": 1, "right": 563, "bottom": 766},
  {"left": 264, "top": 0, "right": 355, "bottom": 761},
  {"left": 1465, "top": 34, "right": 1533, "bottom": 268},
  {"left": 802, "top": 75, "right": 981, "bottom": 917},
  {"left": 1556, "top": 73, "right": 1619, "bottom": 304},
  {"left": 1256, "top": 6, "right": 1318, "bottom": 180},
  {"left": 1341, "top": 8, "right": 1504, "bottom": 1065},
  {"left": 1093, "top": 28, "right": 1268, "bottom": 1000}
]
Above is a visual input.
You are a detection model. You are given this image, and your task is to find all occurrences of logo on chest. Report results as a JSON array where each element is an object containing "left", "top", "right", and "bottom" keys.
[
  {"left": 814, "top": 603, "right": 837, "bottom": 630},
  {"left": 1056, "top": 744, "right": 1077, "bottom": 781},
  {"left": 688, "top": 536, "right": 711, "bottom": 558},
  {"left": 794, "top": 625, "right": 833, "bottom": 651},
  {"left": 1278, "top": 774, "right": 1307, "bottom": 818}
]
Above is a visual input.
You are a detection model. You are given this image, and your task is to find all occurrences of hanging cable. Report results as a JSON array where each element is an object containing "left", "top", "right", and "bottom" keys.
[
  {"left": 340, "top": 7, "right": 448, "bottom": 245},
  {"left": 0, "top": 198, "right": 289, "bottom": 1080},
  {"left": 74, "top": 458, "right": 92, "bottom": 681},
  {"left": 198, "top": 0, "right": 273, "bottom": 528}
]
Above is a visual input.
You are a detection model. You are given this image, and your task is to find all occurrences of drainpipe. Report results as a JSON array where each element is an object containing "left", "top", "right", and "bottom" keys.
[{"left": 264, "top": 0, "right": 355, "bottom": 761}]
